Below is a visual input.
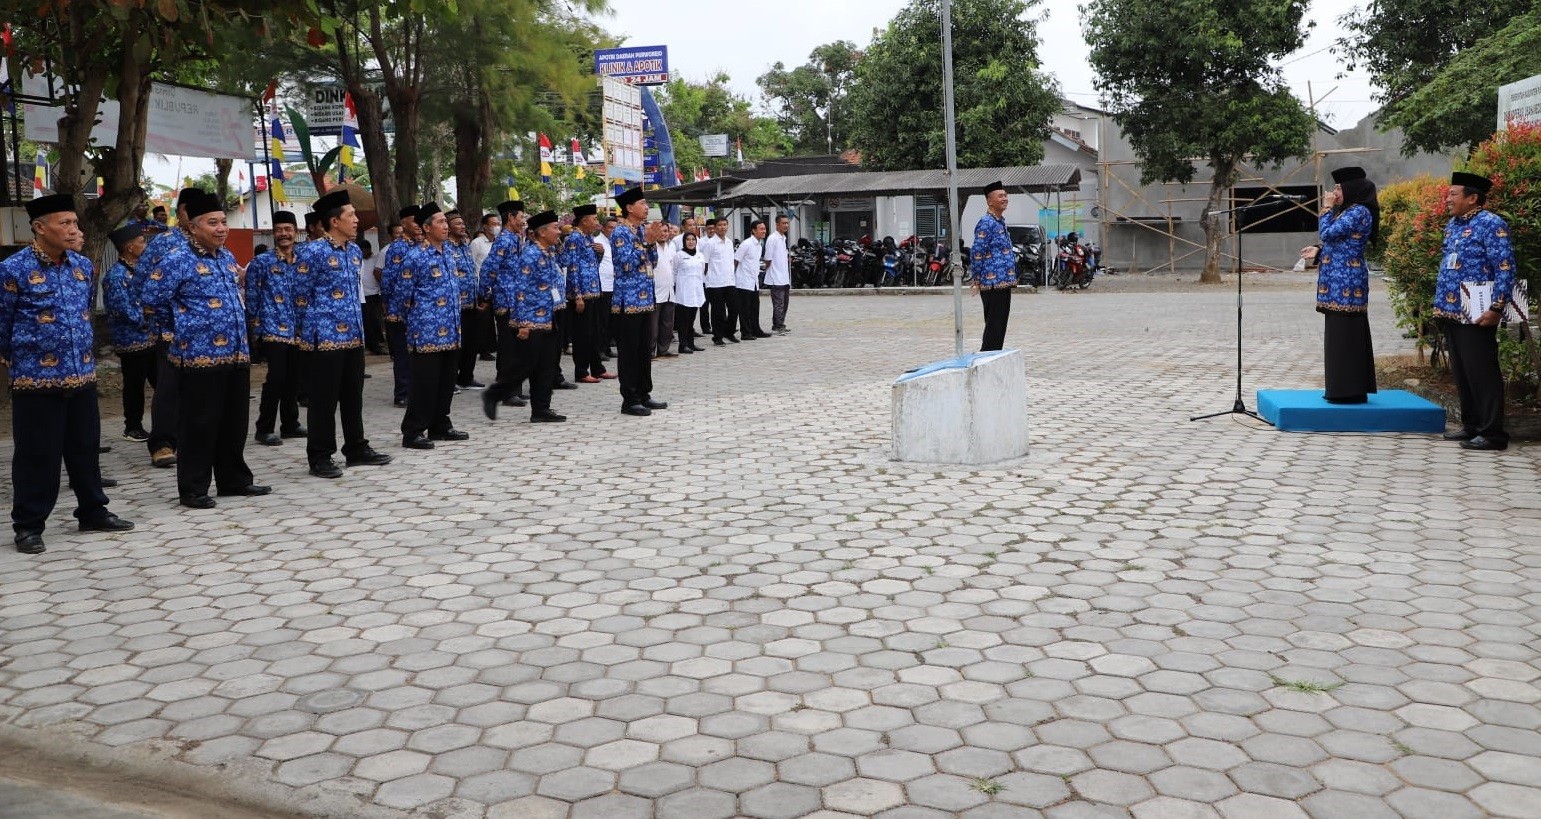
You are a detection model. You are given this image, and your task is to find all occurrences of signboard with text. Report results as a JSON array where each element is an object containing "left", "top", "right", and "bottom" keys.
[
  {"left": 22, "top": 72, "right": 256, "bottom": 159},
  {"left": 699, "top": 134, "right": 729, "bottom": 157},
  {"left": 305, "top": 83, "right": 391, "bottom": 136},
  {"left": 602, "top": 77, "right": 644, "bottom": 183},
  {"left": 595, "top": 46, "right": 670, "bottom": 86},
  {"left": 1498, "top": 73, "right": 1541, "bottom": 131}
]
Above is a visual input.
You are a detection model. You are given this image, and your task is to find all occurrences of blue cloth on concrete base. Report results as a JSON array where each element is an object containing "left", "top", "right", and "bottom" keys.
[
  {"left": 896, "top": 349, "right": 1015, "bottom": 384},
  {"left": 1257, "top": 389, "right": 1445, "bottom": 433}
]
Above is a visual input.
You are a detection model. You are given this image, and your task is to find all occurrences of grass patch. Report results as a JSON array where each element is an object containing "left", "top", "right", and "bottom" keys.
[
  {"left": 969, "top": 777, "right": 1005, "bottom": 795},
  {"left": 1268, "top": 674, "right": 1345, "bottom": 694}
]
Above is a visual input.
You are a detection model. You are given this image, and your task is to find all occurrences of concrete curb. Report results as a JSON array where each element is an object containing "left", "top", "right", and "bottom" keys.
[{"left": 0, "top": 722, "right": 414, "bottom": 819}]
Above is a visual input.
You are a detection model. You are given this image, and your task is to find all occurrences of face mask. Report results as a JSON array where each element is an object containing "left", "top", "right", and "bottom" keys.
[{"left": 489, "top": 225, "right": 501, "bottom": 237}]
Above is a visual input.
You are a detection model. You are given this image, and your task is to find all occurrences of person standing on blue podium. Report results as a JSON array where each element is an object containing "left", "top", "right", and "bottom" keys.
[
  {"left": 970, "top": 180, "right": 1016, "bottom": 352},
  {"left": 1432, "top": 171, "right": 1518, "bottom": 452},
  {"left": 1315, "top": 166, "right": 1380, "bottom": 405}
]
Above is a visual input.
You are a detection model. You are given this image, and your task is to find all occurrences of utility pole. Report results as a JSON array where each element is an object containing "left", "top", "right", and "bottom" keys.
[{"left": 941, "top": 0, "right": 964, "bottom": 357}]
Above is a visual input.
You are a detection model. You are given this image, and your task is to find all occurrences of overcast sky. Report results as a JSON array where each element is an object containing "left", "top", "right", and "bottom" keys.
[{"left": 599, "top": 0, "right": 1380, "bottom": 127}]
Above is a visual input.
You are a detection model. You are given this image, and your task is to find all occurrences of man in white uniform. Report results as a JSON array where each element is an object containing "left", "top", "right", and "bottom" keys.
[
  {"left": 764, "top": 215, "right": 792, "bottom": 334},
  {"left": 703, "top": 219, "right": 738, "bottom": 345},
  {"left": 733, "top": 220, "right": 770, "bottom": 341}
]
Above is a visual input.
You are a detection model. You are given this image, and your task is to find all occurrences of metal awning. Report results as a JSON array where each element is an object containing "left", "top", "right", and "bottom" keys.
[{"left": 647, "top": 164, "right": 1082, "bottom": 206}]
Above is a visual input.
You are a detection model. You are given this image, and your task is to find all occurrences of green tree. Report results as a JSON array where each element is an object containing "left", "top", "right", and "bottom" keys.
[
  {"left": 844, "top": 0, "right": 1059, "bottom": 171},
  {"left": 1084, "top": 0, "right": 1315, "bottom": 283},
  {"left": 654, "top": 73, "right": 791, "bottom": 178},
  {"left": 1337, "top": 0, "right": 1530, "bottom": 156},
  {"left": 756, "top": 40, "right": 860, "bottom": 155}
]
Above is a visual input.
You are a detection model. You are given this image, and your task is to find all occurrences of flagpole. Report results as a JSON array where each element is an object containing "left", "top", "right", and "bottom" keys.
[
  {"left": 941, "top": 0, "right": 964, "bottom": 358},
  {"left": 258, "top": 101, "right": 274, "bottom": 226}
]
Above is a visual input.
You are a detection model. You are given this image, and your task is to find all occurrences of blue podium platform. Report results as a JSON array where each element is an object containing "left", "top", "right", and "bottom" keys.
[{"left": 1256, "top": 389, "right": 1446, "bottom": 433}]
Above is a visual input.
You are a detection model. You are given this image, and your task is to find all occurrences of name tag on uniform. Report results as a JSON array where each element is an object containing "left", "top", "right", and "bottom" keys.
[{"left": 1443, "top": 252, "right": 1459, "bottom": 271}]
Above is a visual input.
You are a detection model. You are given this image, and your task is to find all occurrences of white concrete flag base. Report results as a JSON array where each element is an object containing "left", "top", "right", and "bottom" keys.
[{"left": 891, "top": 348, "right": 1030, "bottom": 464}]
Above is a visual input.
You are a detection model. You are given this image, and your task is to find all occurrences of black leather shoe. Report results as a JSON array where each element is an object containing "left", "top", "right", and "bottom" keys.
[
  {"left": 755, "top": 332, "right": 773, "bottom": 338},
  {"left": 430, "top": 429, "right": 469, "bottom": 441},
  {"left": 482, "top": 392, "right": 499, "bottom": 420},
  {"left": 713, "top": 339, "right": 726, "bottom": 347},
  {"left": 255, "top": 432, "right": 282, "bottom": 446},
  {"left": 692, "top": 344, "right": 707, "bottom": 352},
  {"left": 403, "top": 435, "right": 435, "bottom": 450},
  {"left": 478, "top": 353, "right": 496, "bottom": 362},
  {"left": 310, "top": 459, "right": 344, "bottom": 479},
  {"left": 642, "top": 398, "right": 668, "bottom": 410},
  {"left": 1460, "top": 436, "right": 1508, "bottom": 451},
  {"left": 280, "top": 426, "right": 308, "bottom": 438},
  {"left": 679, "top": 347, "right": 694, "bottom": 354},
  {"left": 98, "top": 477, "right": 119, "bottom": 488},
  {"left": 622, "top": 404, "right": 652, "bottom": 416},
  {"left": 98, "top": 443, "right": 112, "bottom": 453},
  {"left": 531, "top": 410, "right": 567, "bottom": 423},
  {"left": 515, "top": 393, "right": 530, "bottom": 401},
  {"left": 741, "top": 334, "right": 758, "bottom": 341},
  {"left": 346, "top": 449, "right": 392, "bottom": 467},
  {"left": 79, "top": 514, "right": 135, "bottom": 533},
  {"left": 501, "top": 396, "right": 527, "bottom": 407},
  {"left": 1442, "top": 430, "right": 1475, "bottom": 441},
  {"left": 457, "top": 380, "right": 486, "bottom": 389},
  {"left": 180, "top": 494, "right": 217, "bottom": 509},
  {"left": 218, "top": 484, "right": 272, "bottom": 497},
  {"left": 726, "top": 335, "right": 741, "bottom": 343},
  {"left": 553, "top": 381, "right": 578, "bottom": 390},
  {"left": 15, "top": 531, "right": 44, "bottom": 554}
]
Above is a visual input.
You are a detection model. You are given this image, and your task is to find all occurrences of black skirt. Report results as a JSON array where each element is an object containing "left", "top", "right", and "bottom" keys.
[{"left": 1323, "top": 310, "right": 1377, "bottom": 403}]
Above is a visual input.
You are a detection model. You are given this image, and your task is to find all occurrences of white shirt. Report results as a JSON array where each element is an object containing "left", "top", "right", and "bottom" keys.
[
  {"left": 653, "top": 242, "right": 675, "bottom": 302},
  {"left": 734, "top": 236, "right": 763, "bottom": 290},
  {"left": 470, "top": 233, "right": 496, "bottom": 274},
  {"left": 763, "top": 231, "right": 790, "bottom": 286},
  {"left": 597, "top": 232, "right": 614, "bottom": 292},
  {"left": 703, "top": 235, "right": 735, "bottom": 288},
  {"left": 359, "top": 254, "right": 380, "bottom": 299},
  {"left": 672, "top": 250, "right": 707, "bottom": 308}
]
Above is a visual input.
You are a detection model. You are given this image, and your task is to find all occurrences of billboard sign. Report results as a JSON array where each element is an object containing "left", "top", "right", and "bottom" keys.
[
  {"left": 23, "top": 72, "right": 257, "bottom": 159},
  {"left": 595, "top": 46, "right": 670, "bottom": 86},
  {"left": 602, "top": 78, "right": 644, "bottom": 183},
  {"left": 699, "top": 134, "right": 729, "bottom": 157},
  {"left": 305, "top": 82, "right": 391, "bottom": 136},
  {"left": 1498, "top": 73, "right": 1541, "bottom": 131}
]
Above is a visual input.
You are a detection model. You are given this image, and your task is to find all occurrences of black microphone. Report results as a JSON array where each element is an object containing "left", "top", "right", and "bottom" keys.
[{"left": 1270, "top": 193, "right": 1307, "bottom": 201}]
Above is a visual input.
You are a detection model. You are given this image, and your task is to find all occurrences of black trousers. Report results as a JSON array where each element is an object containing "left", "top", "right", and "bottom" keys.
[
  {"left": 402, "top": 349, "right": 459, "bottom": 438},
  {"left": 655, "top": 303, "right": 676, "bottom": 356},
  {"left": 175, "top": 367, "right": 254, "bottom": 499},
  {"left": 487, "top": 329, "right": 557, "bottom": 413},
  {"left": 495, "top": 317, "right": 520, "bottom": 387},
  {"left": 770, "top": 285, "right": 791, "bottom": 330},
  {"left": 306, "top": 347, "right": 369, "bottom": 462},
  {"left": 363, "top": 296, "right": 385, "bottom": 353},
  {"left": 11, "top": 385, "right": 110, "bottom": 533},
  {"left": 119, "top": 348, "right": 157, "bottom": 433},
  {"left": 1323, "top": 311, "right": 1377, "bottom": 403},
  {"left": 595, "top": 293, "right": 615, "bottom": 353},
  {"left": 551, "top": 309, "right": 570, "bottom": 385},
  {"left": 1443, "top": 320, "right": 1508, "bottom": 444},
  {"left": 614, "top": 310, "right": 655, "bottom": 406},
  {"left": 980, "top": 287, "right": 1012, "bottom": 351},
  {"left": 147, "top": 342, "right": 179, "bottom": 454},
  {"left": 675, "top": 305, "right": 699, "bottom": 350},
  {"left": 256, "top": 341, "right": 303, "bottom": 435},
  {"left": 457, "top": 308, "right": 483, "bottom": 385},
  {"left": 700, "top": 295, "right": 712, "bottom": 334},
  {"left": 707, "top": 286, "right": 738, "bottom": 341},
  {"left": 736, "top": 288, "right": 763, "bottom": 338},
  {"left": 479, "top": 309, "right": 498, "bottom": 355},
  {"left": 385, "top": 321, "right": 411, "bottom": 402},
  {"left": 571, "top": 300, "right": 605, "bottom": 379}
]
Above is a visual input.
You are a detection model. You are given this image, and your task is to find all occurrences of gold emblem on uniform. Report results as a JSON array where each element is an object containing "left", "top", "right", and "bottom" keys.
[
  {"left": 214, "top": 334, "right": 229, "bottom": 346},
  {"left": 73, "top": 268, "right": 87, "bottom": 281},
  {"left": 197, "top": 263, "right": 210, "bottom": 274},
  {"left": 37, "top": 310, "right": 55, "bottom": 323},
  {"left": 208, "top": 297, "right": 223, "bottom": 308},
  {"left": 82, "top": 352, "right": 92, "bottom": 364},
  {"left": 275, "top": 295, "right": 285, "bottom": 303},
  {"left": 335, "top": 322, "right": 349, "bottom": 333},
  {"left": 40, "top": 353, "right": 58, "bottom": 366},
  {"left": 437, "top": 326, "right": 448, "bottom": 336},
  {"left": 28, "top": 271, "right": 45, "bottom": 285},
  {"left": 329, "top": 257, "right": 341, "bottom": 267},
  {"left": 333, "top": 289, "right": 344, "bottom": 299},
  {"left": 436, "top": 297, "right": 447, "bottom": 307}
]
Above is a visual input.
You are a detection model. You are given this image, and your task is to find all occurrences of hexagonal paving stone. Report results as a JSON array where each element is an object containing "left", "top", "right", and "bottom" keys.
[{"left": 823, "top": 777, "right": 906, "bottom": 814}]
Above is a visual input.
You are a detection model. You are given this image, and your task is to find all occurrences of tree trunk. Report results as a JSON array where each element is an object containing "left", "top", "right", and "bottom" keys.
[
  {"left": 453, "top": 85, "right": 492, "bottom": 216},
  {"left": 1200, "top": 158, "right": 1238, "bottom": 284},
  {"left": 214, "top": 158, "right": 233, "bottom": 205},
  {"left": 370, "top": 8, "right": 421, "bottom": 208},
  {"left": 336, "top": 24, "right": 397, "bottom": 226},
  {"left": 65, "top": 22, "right": 150, "bottom": 274}
]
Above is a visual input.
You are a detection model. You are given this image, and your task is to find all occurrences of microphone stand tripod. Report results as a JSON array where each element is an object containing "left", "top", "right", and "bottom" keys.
[{"left": 1191, "top": 197, "right": 1297, "bottom": 422}]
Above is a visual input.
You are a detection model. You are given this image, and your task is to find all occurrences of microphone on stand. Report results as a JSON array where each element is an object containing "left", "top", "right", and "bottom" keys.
[{"left": 1270, "top": 193, "right": 1307, "bottom": 201}]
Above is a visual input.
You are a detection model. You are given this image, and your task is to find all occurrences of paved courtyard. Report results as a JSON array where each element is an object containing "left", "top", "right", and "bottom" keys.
[{"left": 1, "top": 278, "right": 1539, "bottom": 819}]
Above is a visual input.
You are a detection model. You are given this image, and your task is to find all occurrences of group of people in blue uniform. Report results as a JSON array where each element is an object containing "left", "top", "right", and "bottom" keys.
[
  {"left": 1309, "top": 167, "right": 1518, "bottom": 449},
  {"left": 1, "top": 184, "right": 677, "bottom": 554}
]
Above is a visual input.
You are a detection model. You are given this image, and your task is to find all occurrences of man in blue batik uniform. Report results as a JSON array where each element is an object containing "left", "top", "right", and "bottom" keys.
[
  {"left": 610, "top": 186, "right": 668, "bottom": 417},
  {"left": 245, "top": 210, "right": 307, "bottom": 446},
  {"left": 482, "top": 210, "right": 567, "bottom": 423},
  {"left": 139, "top": 190, "right": 268, "bottom": 508},
  {"left": 394, "top": 202, "right": 469, "bottom": 449},
  {"left": 138, "top": 187, "right": 202, "bottom": 469},
  {"left": 447, "top": 210, "right": 485, "bottom": 390},
  {"left": 1433, "top": 171, "right": 1520, "bottom": 451},
  {"left": 1, "top": 194, "right": 135, "bottom": 554},
  {"left": 559, "top": 204, "right": 609, "bottom": 383},
  {"left": 295, "top": 189, "right": 393, "bottom": 478},
  {"left": 970, "top": 180, "right": 1017, "bottom": 351},
  {"left": 380, "top": 204, "right": 422, "bottom": 407},
  {"left": 480, "top": 200, "right": 528, "bottom": 403},
  {"left": 103, "top": 224, "right": 156, "bottom": 441}
]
